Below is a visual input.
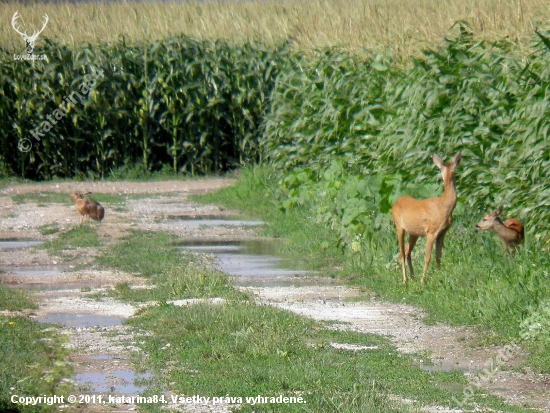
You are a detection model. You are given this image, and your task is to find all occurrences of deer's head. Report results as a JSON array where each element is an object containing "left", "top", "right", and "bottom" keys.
[{"left": 476, "top": 206, "right": 504, "bottom": 231}]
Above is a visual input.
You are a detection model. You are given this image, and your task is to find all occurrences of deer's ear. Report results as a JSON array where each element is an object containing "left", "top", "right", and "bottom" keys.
[
  {"left": 453, "top": 151, "right": 462, "bottom": 166},
  {"left": 496, "top": 206, "right": 503, "bottom": 215},
  {"left": 432, "top": 154, "right": 445, "bottom": 169}
]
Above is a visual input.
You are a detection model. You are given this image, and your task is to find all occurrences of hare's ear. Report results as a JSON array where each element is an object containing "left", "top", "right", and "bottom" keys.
[{"left": 84, "top": 192, "right": 92, "bottom": 195}]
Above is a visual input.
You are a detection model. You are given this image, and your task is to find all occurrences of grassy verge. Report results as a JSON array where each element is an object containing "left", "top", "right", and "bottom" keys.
[
  {"left": 0, "top": 282, "right": 36, "bottom": 312},
  {"left": 0, "top": 285, "right": 72, "bottom": 412},
  {"left": 38, "top": 225, "right": 100, "bottom": 253},
  {"left": 129, "top": 300, "right": 537, "bottom": 413},
  {"left": 80, "top": 203, "right": 534, "bottom": 412},
  {"left": 95, "top": 230, "right": 243, "bottom": 303},
  {"left": 196, "top": 166, "right": 550, "bottom": 375}
]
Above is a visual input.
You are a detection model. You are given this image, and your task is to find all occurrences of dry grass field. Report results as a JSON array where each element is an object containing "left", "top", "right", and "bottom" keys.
[{"left": 1, "top": 0, "right": 548, "bottom": 58}]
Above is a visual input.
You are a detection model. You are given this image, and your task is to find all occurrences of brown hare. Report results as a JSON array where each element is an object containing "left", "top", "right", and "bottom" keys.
[{"left": 69, "top": 191, "right": 105, "bottom": 224}]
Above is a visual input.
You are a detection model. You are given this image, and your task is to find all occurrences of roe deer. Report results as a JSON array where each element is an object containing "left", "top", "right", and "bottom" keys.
[
  {"left": 391, "top": 151, "right": 462, "bottom": 284},
  {"left": 69, "top": 191, "right": 105, "bottom": 224},
  {"left": 476, "top": 206, "right": 524, "bottom": 254}
]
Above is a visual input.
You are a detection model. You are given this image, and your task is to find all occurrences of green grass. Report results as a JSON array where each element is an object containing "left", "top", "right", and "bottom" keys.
[
  {"left": 0, "top": 318, "right": 72, "bottom": 413},
  {"left": 197, "top": 166, "right": 550, "bottom": 376},
  {"left": 96, "top": 230, "right": 182, "bottom": 277},
  {"left": 107, "top": 162, "right": 183, "bottom": 181},
  {"left": 38, "top": 223, "right": 61, "bottom": 236},
  {"left": 95, "top": 230, "right": 243, "bottom": 302},
  {"left": 0, "top": 283, "right": 36, "bottom": 311},
  {"left": 38, "top": 225, "right": 100, "bottom": 253},
  {"left": 11, "top": 192, "right": 70, "bottom": 206},
  {"left": 128, "top": 301, "right": 531, "bottom": 413}
]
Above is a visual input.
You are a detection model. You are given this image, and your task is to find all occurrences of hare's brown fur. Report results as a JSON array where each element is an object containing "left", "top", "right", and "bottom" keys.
[{"left": 69, "top": 191, "right": 105, "bottom": 224}]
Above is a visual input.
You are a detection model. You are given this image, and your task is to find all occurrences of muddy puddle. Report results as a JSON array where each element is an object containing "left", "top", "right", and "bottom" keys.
[
  {"left": 157, "top": 216, "right": 264, "bottom": 233},
  {"left": 178, "top": 239, "right": 314, "bottom": 280},
  {"left": 0, "top": 240, "right": 43, "bottom": 249},
  {"left": 1, "top": 247, "right": 145, "bottom": 403},
  {"left": 75, "top": 368, "right": 153, "bottom": 394},
  {"left": 175, "top": 219, "right": 263, "bottom": 228},
  {"left": 4, "top": 265, "right": 67, "bottom": 277},
  {"left": 38, "top": 312, "right": 126, "bottom": 328}
]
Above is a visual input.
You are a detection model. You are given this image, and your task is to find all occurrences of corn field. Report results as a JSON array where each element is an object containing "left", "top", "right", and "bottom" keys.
[
  {"left": 0, "top": 37, "right": 284, "bottom": 179},
  {"left": 1, "top": 24, "right": 550, "bottom": 239}
]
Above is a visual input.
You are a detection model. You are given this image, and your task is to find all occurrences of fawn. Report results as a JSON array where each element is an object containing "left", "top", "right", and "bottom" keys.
[
  {"left": 476, "top": 207, "right": 524, "bottom": 254},
  {"left": 391, "top": 151, "right": 462, "bottom": 284},
  {"left": 69, "top": 191, "right": 105, "bottom": 224}
]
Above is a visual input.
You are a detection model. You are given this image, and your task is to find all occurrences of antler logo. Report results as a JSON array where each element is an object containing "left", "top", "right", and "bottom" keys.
[{"left": 11, "top": 11, "right": 48, "bottom": 55}]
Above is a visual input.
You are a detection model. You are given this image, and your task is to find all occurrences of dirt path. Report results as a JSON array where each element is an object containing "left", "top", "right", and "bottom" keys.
[{"left": 0, "top": 179, "right": 548, "bottom": 412}]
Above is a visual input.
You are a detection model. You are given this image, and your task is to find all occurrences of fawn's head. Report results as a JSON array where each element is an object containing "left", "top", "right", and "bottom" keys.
[
  {"left": 476, "top": 206, "right": 503, "bottom": 231},
  {"left": 432, "top": 151, "right": 462, "bottom": 183}
]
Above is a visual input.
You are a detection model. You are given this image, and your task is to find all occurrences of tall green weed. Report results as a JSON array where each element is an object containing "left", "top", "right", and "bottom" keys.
[{"left": 262, "top": 24, "right": 550, "bottom": 243}]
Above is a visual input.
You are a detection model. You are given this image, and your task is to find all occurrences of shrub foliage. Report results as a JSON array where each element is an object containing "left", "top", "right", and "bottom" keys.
[{"left": 262, "top": 24, "right": 550, "bottom": 242}]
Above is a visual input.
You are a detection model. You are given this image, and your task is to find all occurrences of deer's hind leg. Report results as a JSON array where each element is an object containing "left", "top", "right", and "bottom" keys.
[
  {"left": 405, "top": 234, "right": 419, "bottom": 280},
  {"left": 435, "top": 228, "right": 449, "bottom": 269},
  {"left": 396, "top": 226, "right": 408, "bottom": 284},
  {"left": 421, "top": 233, "right": 437, "bottom": 283}
]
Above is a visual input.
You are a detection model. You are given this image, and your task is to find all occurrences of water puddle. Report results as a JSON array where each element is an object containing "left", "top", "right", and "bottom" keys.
[
  {"left": 17, "top": 282, "right": 97, "bottom": 291},
  {"left": 163, "top": 214, "right": 251, "bottom": 221},
  {"left": 170, "top": 218, "right": 264, "bottom": 228},
  {"left": 179, "top": 240, "right": 313, "bottom": 279},
  {"left": 38, "top": 312, "right": 126, "bottom": 328},
  {"left": 75, "top": 369, "right": 153, "bottom": 394},
  {"left": 3, "top": 266, "right": 66, "bottom": 277},
  {"left": 0, "top": 240, "right": 43, "bottom": 249}
]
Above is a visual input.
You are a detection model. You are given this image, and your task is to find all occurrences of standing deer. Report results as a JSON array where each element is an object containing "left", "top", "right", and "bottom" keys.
[
  {"left": 391, "top": 151, "right": 462, "bottom": 284},
  {"left": 476, "top": 207, "right": 524, "bottom": 254},
  {"left": 11, "top": 11, "right": 49, "bottom": 55}
]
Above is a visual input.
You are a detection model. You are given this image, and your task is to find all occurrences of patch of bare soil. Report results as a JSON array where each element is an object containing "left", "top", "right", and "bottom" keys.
[{"left": 0, "top": 178, "right": 548, "bottom": 412}]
